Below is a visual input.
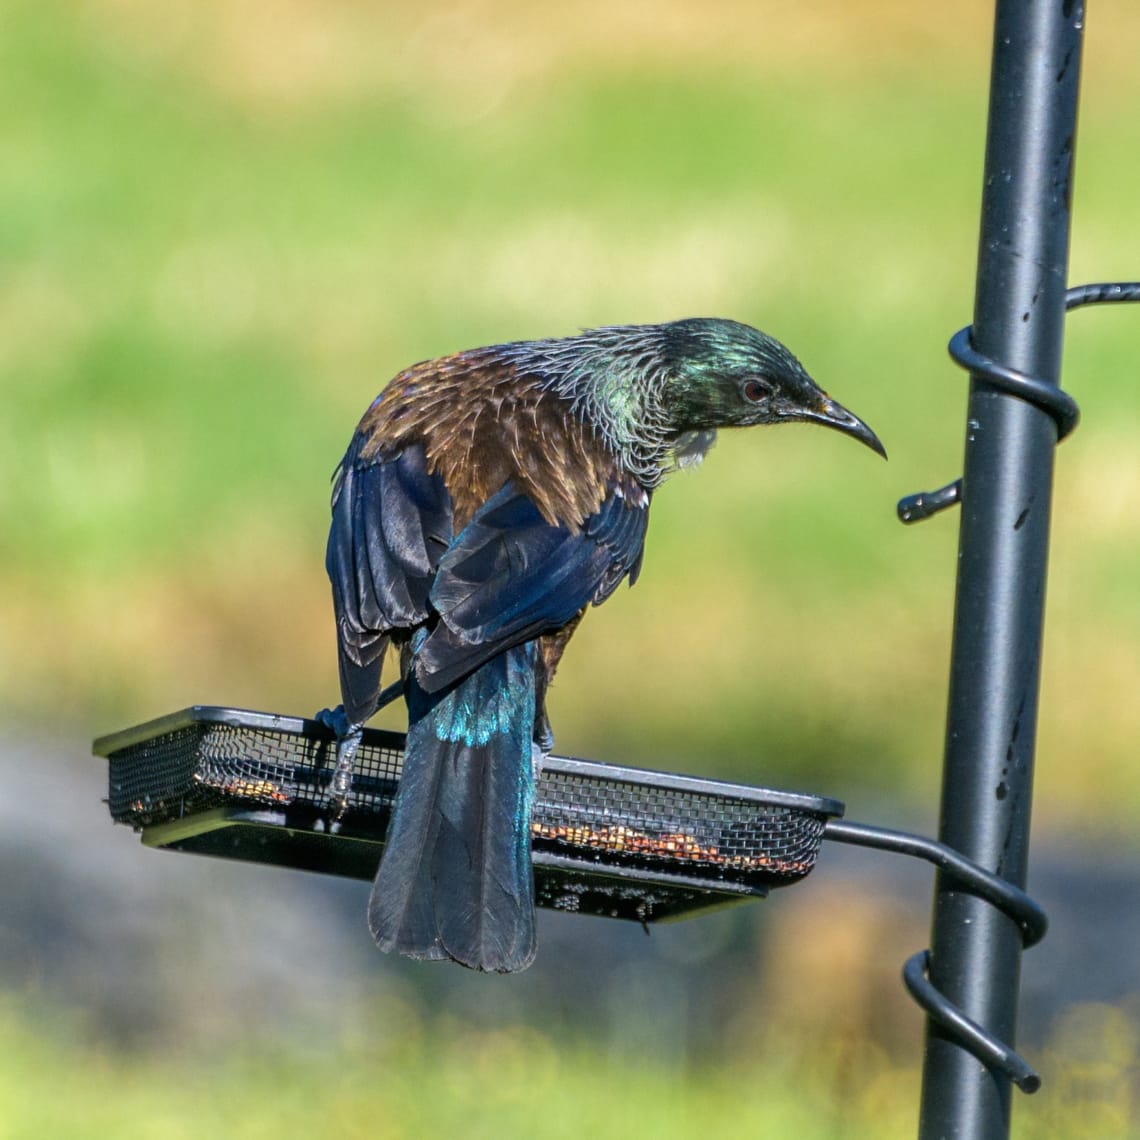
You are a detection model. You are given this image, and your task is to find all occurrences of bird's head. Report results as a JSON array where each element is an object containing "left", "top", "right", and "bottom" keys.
[{"left": 658, "top": 318, "right": 886, "bottom": 458}]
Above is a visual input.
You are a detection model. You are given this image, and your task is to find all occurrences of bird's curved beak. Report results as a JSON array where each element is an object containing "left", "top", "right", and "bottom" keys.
[{"left": 802, "top": 395, "right": 887, "bottom": 459}]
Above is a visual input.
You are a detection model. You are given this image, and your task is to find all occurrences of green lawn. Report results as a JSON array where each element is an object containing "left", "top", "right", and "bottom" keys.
[{"left": 3, "top": 996, "right": 1138, "bottom": 1139}]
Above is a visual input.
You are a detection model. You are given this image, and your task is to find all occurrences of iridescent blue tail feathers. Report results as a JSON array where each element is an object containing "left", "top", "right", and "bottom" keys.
[{"left": 368, "top": 643, "right": 538, "bottom": 972}]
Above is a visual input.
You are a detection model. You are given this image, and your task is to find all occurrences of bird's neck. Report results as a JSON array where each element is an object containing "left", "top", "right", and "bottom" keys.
[
  {"left": 579, "top": 366, "right": 672, "bottom": 486},
  {"left": 527, "top": 328, "right": 689, "bottom": 488},
  {"left": 566, "top": 363, "right": 718, "bottom": 486}
]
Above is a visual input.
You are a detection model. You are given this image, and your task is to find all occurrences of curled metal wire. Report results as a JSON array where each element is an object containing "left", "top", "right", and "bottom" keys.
[
  {"left": 869, "top": 279, "right": 1140, "bottom": 1092},
  {"left": 823, "top": 819, "right": 1045, "bottom": 1092},
  {"left": 898, "top": 281, "right": 1140, "bottom": 523},
  {"left": 903, "top": 951, "right": 1041, "bottom": 1094}
]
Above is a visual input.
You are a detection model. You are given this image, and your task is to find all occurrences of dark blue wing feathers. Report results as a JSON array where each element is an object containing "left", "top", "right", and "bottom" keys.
[
  {"left": 329, "top": 442, "right": 453, "bottom": 633},
  {"left": 415, "top": 483, "right": 648, "bottom": 692},
  {"left": 329, "top": 443, "right": 646, "bottom": 700},
  {"left": 587, "top": 488, "right": 651, "bottom": 603},
  {"left": 327, "top": 442, "right": 453, "bottom": 723}
]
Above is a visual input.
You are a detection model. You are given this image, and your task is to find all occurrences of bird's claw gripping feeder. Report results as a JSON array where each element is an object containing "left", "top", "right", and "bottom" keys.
[{"left": 94, "top": 3, "right": 1138, "bottom": 1138}]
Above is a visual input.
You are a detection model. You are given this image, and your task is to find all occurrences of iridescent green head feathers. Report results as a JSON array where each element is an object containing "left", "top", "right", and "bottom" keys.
[
  {"left": 659, "top": 318, "right": 885, "bottom": 451},
  {"left": 529, "top": 317, "right": 885, "bottom": 483}
]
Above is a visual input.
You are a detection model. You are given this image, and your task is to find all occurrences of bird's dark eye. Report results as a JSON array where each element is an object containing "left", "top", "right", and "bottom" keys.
[{"left": 742, "top": 379, "right": 770, "bottom": 403}]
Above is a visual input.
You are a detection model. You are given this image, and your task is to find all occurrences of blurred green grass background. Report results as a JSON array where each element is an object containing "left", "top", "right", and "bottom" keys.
[{"left": 2, "top": 1, "right": 1140, "bottom": 1135}]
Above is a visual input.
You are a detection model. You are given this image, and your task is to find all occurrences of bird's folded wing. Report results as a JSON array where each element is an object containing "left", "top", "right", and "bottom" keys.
[
  {"left": 326, "top": 442, "right": 454, "bottom": 656},
  {"left": 415, "top": 482, "right": 648, "bottom": 692}
]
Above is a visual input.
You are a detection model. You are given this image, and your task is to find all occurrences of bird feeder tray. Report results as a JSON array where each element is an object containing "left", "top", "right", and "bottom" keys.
[{"left": 93, "top": 706, "right": 843, "bottom": 924}]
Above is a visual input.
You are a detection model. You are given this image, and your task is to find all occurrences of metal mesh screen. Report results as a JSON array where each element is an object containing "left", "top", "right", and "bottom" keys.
[
  {"left": 107, "top": 721, "right": 404, "bottom": 823},
  {"left": 101, "top": 708, "right": 838, "bottom": 894},
  {"left": 532, "top": 767, "right": 824, "bottom": 882}
]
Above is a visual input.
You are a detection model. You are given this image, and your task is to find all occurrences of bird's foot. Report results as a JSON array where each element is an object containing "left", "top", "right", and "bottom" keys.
[
  {"left": 327, "top": 728, "right": 363, "bottom": 820},
  {"left": 313, "top": 707, "right": 363, "bottom": 821},
  {"left": 314, "top": 704, "right": 351, "bottom": 738},
  {"left": 531, "top": 742, "right": 549, "bottom": 780},
  {"left": 533, "top": 709, "right": 555, "bottom": 755}
]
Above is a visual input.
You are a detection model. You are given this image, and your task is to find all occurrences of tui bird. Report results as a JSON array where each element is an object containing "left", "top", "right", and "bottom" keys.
[{"left": 324, "top": 318, "right": 884, "bottom": 973}]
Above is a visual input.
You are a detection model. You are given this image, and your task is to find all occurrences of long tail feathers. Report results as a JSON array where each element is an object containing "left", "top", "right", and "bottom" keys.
[{"left": 368, "top": 642, "right": 538, "bottom": 973}]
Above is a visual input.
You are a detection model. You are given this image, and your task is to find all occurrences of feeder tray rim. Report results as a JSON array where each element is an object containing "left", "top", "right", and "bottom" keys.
[{"left": 92, "top": 703, "right": 845, "bottom": 818}]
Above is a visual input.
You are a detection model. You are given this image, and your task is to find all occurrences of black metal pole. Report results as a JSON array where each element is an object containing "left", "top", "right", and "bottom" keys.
[{"left": 918, "top": 4, "right": 1085, "bottom": 1139}]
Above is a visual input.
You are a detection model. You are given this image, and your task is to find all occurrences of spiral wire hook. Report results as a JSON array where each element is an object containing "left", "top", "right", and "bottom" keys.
[
  {"left": 875, "top": 280, "right": 1140, "bottom": 1090},
  {"left": 898, "top": 281, "right": 1140, "bottom": 523}
]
